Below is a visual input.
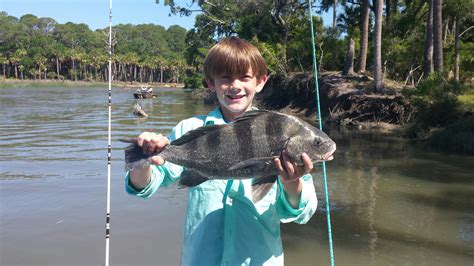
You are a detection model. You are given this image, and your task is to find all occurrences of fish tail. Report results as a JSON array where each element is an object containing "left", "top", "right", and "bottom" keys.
[{"left": 120, "top": 138, "right": 153, "bottom": 171}]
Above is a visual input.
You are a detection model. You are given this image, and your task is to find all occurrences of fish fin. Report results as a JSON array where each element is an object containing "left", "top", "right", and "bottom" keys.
[
  {"left": 228, "top": 157, "right": 278, "bottom": 172},
  {"left": 234, "top": 110, "right": 271, "bottom": 123},
  {"left": 179, "top": 169, "right": 210, "bottom": 188},
  {"left": 251, "top": 175, "right": 278, "bottom": 203},
  {"left": 120, "top": 138, "right": 151, "bottom": 170},
  {"left": 170, "top": 124, "right": 222, "bottom": 146}
]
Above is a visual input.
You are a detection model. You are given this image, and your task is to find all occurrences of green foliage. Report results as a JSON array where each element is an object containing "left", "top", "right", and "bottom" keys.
[
  {"left": 184, "top": 72, "right": 205, "bottom": 90},
  {"left": 0, "top": 12, "right": 188, "bottom": 83},
  {"left": 427, "top": 114, "right": 474, "bottom": 154},
  {"left": 404, "top": 74, "right": 468, "bottom": 138}
]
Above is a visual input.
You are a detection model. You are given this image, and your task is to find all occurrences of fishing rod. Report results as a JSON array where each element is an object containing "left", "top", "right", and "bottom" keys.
[
  {"left": 308, "top": 1, "right": 335, "bottom": 265},
  {"left": 105, "top": 0, "right": 113, "bottom": 265}
]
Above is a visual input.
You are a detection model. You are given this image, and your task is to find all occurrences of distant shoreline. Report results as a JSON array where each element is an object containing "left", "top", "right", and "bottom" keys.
[{"left": 0, "top": 79, "right": 184, "bottom": 89}]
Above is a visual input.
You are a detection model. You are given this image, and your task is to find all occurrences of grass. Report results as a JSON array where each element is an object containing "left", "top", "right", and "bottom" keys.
[
  {"left": 458, "top": 88, "right": 474, "bottom": 111},
  {"left": 0, "top": 79, "right": 184, "bottom": 89},
  {"left": 0, "top": 79, "right": 109, "bottom": 89}
]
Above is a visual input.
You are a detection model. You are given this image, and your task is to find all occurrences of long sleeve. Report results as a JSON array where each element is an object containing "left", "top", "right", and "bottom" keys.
[
  {"left": 124, "top": 116, "right": 206, "bottom": 199},
  {"left": 276, "top": 173, "right": 318, "bottom": 224}
]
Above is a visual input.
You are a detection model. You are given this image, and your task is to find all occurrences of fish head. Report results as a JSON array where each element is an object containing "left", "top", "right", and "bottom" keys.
[{"left": 284, "top": 124, "right": 336, "bottom": 165}]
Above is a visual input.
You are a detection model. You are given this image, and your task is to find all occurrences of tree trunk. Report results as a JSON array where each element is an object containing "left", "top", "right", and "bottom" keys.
[
  {"left": 423, "top": 0, "right": 434, "bottom": 78},
  {"left": 56, "top": 57, "right": 60, "bottom": 79},
  {"left": 72, "top": 59, "right": 77, "bottom": 81},
  {"left": 433, "top": 0, "right": 443, "bottom": 72},
  {"left": 357, "top": 0, "right": 370, "bottom": 73},
  {"left": 160, "top": 66, "right": 163, "bottom": 83},
  {"left": 331, "top": 0, "right": 338, "bottom": 70},
  {"left": 373, "top": 0, "right": 383, "bottom": 91},
  {"left": 343, "top": 38, "right": 355, "bottom": 76},
  {"left": 443, "top": 16, "right": 449, "bottom": 45},
  {"left": 454, "top": 15, "right": 460, "bottom": 81}
]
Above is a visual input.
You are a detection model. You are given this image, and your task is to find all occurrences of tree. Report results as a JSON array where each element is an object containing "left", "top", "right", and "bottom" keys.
[
  {"left": 343, "top": 38, "right": 355, "bottom": 76},
  {"left": 373, "top": 0, "right": 383, "bottom": 90},
  {"left": 423, "top": 0, "right": 434, "bottom": 78},
  {"left": 433, "top": 0, "right": 443, "bottom": 72},
  {"left": 357, "top": 0, "right": 370, "bottom": 73},
  {"left": 0, "top": 53, "right": 8, "bottom": 78}
]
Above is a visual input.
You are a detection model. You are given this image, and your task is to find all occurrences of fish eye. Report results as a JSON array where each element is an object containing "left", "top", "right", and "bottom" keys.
[{"left": 314, "top": 139, "right": 322, "bottom": 146}]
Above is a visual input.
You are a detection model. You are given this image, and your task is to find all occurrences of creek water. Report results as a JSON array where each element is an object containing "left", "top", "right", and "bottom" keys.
[{"left": 1, "top": 87, "right": 473, "bottom": 265}]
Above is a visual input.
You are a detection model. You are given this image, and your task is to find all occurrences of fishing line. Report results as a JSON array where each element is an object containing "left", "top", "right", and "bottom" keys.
[
  {"left": 308, "top": 1, "right": 335, "bottom": 265},
  {"left": 105, "top": 0, "right": 113, "bottom": 265}
]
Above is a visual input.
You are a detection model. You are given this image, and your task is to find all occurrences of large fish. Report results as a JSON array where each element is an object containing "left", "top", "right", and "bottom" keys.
[{"left": 122, "top": 110, "right": 336, "bottom": 202}]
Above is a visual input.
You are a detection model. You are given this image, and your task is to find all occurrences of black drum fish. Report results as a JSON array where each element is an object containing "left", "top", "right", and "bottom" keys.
[{"left": 122, "top": 110, "right": 336, "bottom": 202}]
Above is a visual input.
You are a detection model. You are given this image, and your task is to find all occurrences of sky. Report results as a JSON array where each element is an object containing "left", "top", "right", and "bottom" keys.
[
  {"left": 1, "top": 0, "right": 198, "bottom": 30},
  {"left": 1, "top": 0, "right": 331, "bottom": 31}
]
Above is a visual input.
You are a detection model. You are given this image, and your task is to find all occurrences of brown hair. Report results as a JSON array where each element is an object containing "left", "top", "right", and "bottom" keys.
[{"left": 204, "top": 37, "right": 267, "bottom": 82}]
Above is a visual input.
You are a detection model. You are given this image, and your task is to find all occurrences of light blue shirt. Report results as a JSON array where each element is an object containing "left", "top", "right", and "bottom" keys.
[{"left": 126, "top": 107, "right": 318, "bottom": 265}]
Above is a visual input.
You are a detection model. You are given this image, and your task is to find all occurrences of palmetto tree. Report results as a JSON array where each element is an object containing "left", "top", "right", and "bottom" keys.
[
  {"left": 10, "top": 49, "right": 27, "bottom": 79},
  {"left": 373, "top": 0, "right": 383, "bottom": 91},
  {"left": 0, "top": 53, "right": 9, "bottom": 78}
]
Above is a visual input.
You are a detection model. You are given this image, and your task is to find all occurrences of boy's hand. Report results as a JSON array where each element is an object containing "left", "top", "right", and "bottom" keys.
[
  {"left": 274, "top": 152, "right": 313, "bottom": 183},
  {"left": 274, "top": 152, "right": 313, "bottom": 208},
  {"left": 137, "top": 132, "right": 169, "bottom": 165}
]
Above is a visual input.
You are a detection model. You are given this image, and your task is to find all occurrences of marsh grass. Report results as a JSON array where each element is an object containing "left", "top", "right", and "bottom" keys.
[{"left": 0, "top": 79, "right": 110, "bottom": 89}]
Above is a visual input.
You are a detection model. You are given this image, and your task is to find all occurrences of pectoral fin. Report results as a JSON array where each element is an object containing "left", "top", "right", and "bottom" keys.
[
  {"left": 251, "top": 175, "right": 278, "bottom": 203},
  {"left": 228, "top": 157, "right": 278, "bottom": 172},
  {"left": 179, "top": 169, "right": 210, "bottom": 188}
]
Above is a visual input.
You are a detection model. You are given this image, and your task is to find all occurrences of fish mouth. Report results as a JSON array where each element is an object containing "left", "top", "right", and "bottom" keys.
[{"left": 322, "top": 145, "right": 337, "bottom": 161}]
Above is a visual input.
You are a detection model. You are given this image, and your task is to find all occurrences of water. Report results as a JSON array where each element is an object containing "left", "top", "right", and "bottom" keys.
[{"left": 1, "top": 87, "right": 473, "bottom": 265}]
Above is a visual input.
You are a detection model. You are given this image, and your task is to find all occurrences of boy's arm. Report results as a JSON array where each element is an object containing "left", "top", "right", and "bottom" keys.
[
  {"left": 274, "top": 153, "right": 318, "bottom": 224},
  {"left": 125, "top": 118, "right": 200, "bottom": 198},
  {"left": 125, "top": 162, "right": 183, "bottom": 198}
]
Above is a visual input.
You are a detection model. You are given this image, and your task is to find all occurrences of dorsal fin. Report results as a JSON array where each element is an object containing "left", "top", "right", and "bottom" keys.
[
  {"left": 170, "top": 124, "right": 222, "bottom": 146},
  {"left": 234, "top": 110, "right": 273, "bottom": 123}
]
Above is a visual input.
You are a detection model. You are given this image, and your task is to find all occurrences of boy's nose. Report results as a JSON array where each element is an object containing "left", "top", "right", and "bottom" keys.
[{"left": 230, "top": 79, "right": 243, "bottom": 88}]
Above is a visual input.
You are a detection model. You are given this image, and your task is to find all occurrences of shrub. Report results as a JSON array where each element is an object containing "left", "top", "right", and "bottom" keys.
[
  {"left": 428, "top": 114, "right": 474, "bottom": 154},
  {"left": 184, "top": 73, "right": 205, "bottom": 90}
]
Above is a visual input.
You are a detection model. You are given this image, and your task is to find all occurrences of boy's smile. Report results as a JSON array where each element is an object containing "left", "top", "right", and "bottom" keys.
[{"left": 206, "top": 68, "right": 267, "bottom": 122}]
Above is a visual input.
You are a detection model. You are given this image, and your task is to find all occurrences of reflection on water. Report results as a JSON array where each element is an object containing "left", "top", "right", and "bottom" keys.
[{"left": 1, "top": 87, "right": 473, "bottom": 265}]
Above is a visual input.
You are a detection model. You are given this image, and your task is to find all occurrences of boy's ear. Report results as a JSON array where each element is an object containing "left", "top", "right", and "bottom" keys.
[
  {"left": 205, "top": 78, "right": 215, "bottom": 92},
  {"left": 255, "top": 74, "right": 268, "bottom": 93}
]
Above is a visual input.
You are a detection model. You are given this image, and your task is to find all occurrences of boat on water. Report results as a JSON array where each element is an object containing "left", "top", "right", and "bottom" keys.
[{"left": 133, "top": 85, "right": 156, "bottom": 99}]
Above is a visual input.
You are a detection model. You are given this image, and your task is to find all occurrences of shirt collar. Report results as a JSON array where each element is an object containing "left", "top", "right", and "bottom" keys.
[
  {"left": 204, "top": 107, "right": 226, "bottom": 125},
  {"left": 204, "top": 106, "right": 259, "bottom": 125}
]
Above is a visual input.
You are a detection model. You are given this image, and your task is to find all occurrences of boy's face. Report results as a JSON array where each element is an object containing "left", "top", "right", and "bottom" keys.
[{"left": 206, "top": 68, "right": 267, "bottom": 120}]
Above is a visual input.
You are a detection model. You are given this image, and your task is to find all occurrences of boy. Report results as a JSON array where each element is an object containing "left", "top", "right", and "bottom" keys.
[{"left": 126, "top": 37, "right": 317, "bottom": 265}]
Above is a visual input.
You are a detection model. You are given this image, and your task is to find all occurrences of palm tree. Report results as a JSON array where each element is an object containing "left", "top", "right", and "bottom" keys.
[
  {"left": 433, "top": 0, "right": 443, "bottom": 72},
  {"left": 0, "top": 53, "right": 8, "bottom": 78},
  {"left": 423, "top": 0, "right": 434, "bottom": 78},
  {"left": 373, "top": 0, "right": 383, "bottom": 91},
  {"left": 357, "top": 0, "right": 370, "bottom": 73},
  {"left": 10, "top": 49, "right": 27, "bottom": 79}
]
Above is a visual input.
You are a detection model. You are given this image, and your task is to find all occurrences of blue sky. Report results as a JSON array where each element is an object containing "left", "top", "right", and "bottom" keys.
[
  {"left": 1, "top": 0, "right": 331, "bottom": 31},
  {"left": 1, "top": 0, "right": 198, "bottom": 30}
]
